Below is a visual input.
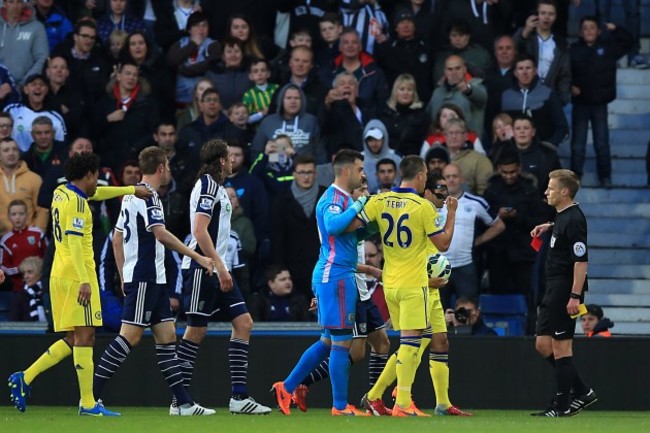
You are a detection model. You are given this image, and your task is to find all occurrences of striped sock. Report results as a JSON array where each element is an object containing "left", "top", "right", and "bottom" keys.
[
  {"left": 176, "top": 339, "right": 199, "bottom": 390},
  {"left": 368, "top": 352, "right": 388, "bottom": 388},
  {"left": 93, "top": 335, "right": 131, "bottom": 399},
  {"left": 229, "top": 338, "right": 249, "bottom": 398},
  {"left": 156, "top": 343, "right": 192, "bottom": 405},
  {"left": 301, "top": 358, "right": 330, "bottom": 386},
  {"left": 429, "top": 351, "right": 451, "bottom": 408}
]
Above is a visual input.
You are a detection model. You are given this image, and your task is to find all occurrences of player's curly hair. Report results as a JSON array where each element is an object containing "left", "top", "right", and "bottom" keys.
[
  {"left": 198, "top": 139, "right": 229, "bottom": 183},
  {"left": 64, "top": 152, "right": 99, "bottom": 181}
]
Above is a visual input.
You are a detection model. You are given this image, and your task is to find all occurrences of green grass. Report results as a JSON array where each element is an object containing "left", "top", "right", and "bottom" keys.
[{"left": 2, "top": 407, "right": 649, "bottom": 433}]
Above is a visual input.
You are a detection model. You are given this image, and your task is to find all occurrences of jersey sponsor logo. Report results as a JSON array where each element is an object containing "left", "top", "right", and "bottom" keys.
[
  {"left": 200, "top": 198, "right": 214, "bottom": 210},
  {"left": 573, "top": 242, "right": 587, "bottom": 257},
  {"left": 72, "top": 217, "right": 85, "bottom": 230},
  {"left": 150, "top": 208, "right": 164, "bottom": 220},
  {"left": 328, "top": 204, "right": 342, "bottom": 214},
  {"left": 550, "top": 235, "right": 556, "bottom": 248}
]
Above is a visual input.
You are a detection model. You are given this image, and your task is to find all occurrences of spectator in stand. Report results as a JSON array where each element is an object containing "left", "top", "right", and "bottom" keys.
[
  {"left": 483, "top": 34, "right": 517, "bottom": 148},
  {"left": 119, "top": 31, "right": 175, "bottom": 120},
  {"left": 228, "top": 13, "right": 276, "bottom": 62},
  {"left": 175, "top": 78, "right": 214, "bottom": 131},
  {"left": 314, "top": 13, "right": 342, "bottom": 70},
  {"left": 269, "top": 46, "right": 328, "bottom": 117},
  {"left": 227, "top": 102, "right": 255, "bottom": 146},
  {"left": 22, "top": 116, "right": 66, "bottom": 177},
  {"left": 570, "top": 17, "right": 634, "bottom": 188},
  {"left": 118, "top": 160, "right": 141, "bottom": 186},
  {"left": 96, "top": 0, "right": 145, "bottom": 46},
  {"left": 515, "top": 0, "right": 572, "bottom": 105},
  {"left": 501, "top": 53, "right": 569, "bottom": 147},
  {"left": 489, "top": 112, "right": 514, "bottom": 161},
  {"left": 34, "top": 0, "right": 73, "bottom": 51},
  {"left": 400, "top": 0, "right": 438, "bottom": 49},
  {"left": 224, "top": 140, "right": 270, "bottom": 243},
  {"left": 374, "top": 9, "right": 432, "bottom": 104},
  {"left": 108, "top": 29, "right": 128, "bottom": 66},
  {"left": 206, "top": 37, "right": 252, "bottom": 110},
  {"left": 166, "top": 11, "right": 220, "bottom": 106},
  {"left": 442, "top": 118, "right": 492, "bottom": 195},
  {"left": 440, "top": 163, "right": 505, "bottom": 309},
  {"left": 177, "top": 88, "right": 244, "bottom": 167},
  {"left": 242, "top": 59, "right": 279, "bottom": 127},
  {"left": 0, "top": 64, "right": 20, "bottom": 109},
  {"left": 0, "top": 200, "right": 47, "bottom": 292},
  {"left": 51, "top": 20, "right": 111, "bottom": 109},
  {"left": 45, "top": 55, "right": 86, "bottom": 140},
  {"left": 319, "top": 71, "right": 371, "bottom": 158},
  {"left": 595, "top": 0, "right": 648, "bottom": 69},
  {"left": 377, "top": 73, "right": 428, "bottom": 157},
  {"left": 320, "top": 28, "right": 389, "bottom": 109},
  {"left": 248, "top": 265, "right": 310, "bottom": 322},
  {"left": 4, "top": 74, "right": 66, "bottom": 152},
  {"left": 270, "top": 153, "right": 325, "bottom": 300},
  {"left": 581, "top": 304, "right": 614, "bottom": 337},
  {"left": 0, "top": 113, "right": 13, "bottom": 140},
  {"left": 362, "top": 120, "right": 402, "bottom": 194},
  {"left": 340, "top": 0, "right": 390, "bottom": 55},
  {"left": 200, "top": 0, "right": 278, "bottom": 44},
  {"left": 8, "top": 256, "right": 46, "bottom": 322},
  {"left": 482, "top": 150, "right": 551, "bottom": 303},
  {"left": 375, "top": 158, "right": 398, "bottom": 193},
  {"left": 421, "top": 102, "right": 486, "bottom": 158},
  {"left": 172, "top": 0, "right": 201, "bottom": 34},
  {"left": 271, "top": 28, "right": 312, "bottom": 84},
  {"left": 250, "top": 134, "right": 297, "bottom": 196},
  {"left": 427, "top": 55, "right": 487, "bottom": 139},
  {"left": 424, "top": 145, "right": 450, "bottom": 176},
  {"left": 252, "top": 83, "right": 321, "bottom": 161},
  {"left": 226, "top": 186, "right": 257, "bottom": 268},
  {"left": 277, "top": 0, "right": 338, "bottom": 46},
  {"left": 432, "top": 18, "right": 493, "bottom": 83},
  {"left": 494, "top": 115, "right": 562, "bottom": 195},
  {"left": 0, "top": 0, "right": 49, "bottom": 85},
  {"left": 0, "top": 138, "right": 47, "bottom": 234},
  {"left": 94, "top": 59, "right": 159, "bottom": 172},
  {"left": 444, "top": 297, "right": 497, "bottom": 336}
]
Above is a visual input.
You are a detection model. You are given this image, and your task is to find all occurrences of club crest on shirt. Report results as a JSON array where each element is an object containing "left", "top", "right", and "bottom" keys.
[
  {"left": 200, "top": 198, "right": 213, "bottom": 210},
  {"left": 573, "top": 242, "right": 586, "bottom": 257},
  {"left": 72, "top": 217, "right": 85, "bottom": 230},
  {"left": 27, "top": 236, "right": 36, "bottom": 245},
  {"left": 550, "top": 235, "right": 556, "bottom": 248}
]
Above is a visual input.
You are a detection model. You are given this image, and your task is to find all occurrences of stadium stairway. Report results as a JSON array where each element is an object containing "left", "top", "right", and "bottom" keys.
[{"left": 558, "top": 65, "right": 650, "bottom": 335}]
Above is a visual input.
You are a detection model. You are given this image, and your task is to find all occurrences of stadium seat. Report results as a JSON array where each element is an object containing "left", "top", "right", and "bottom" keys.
[
  {"left": 479, "top": 294, "right": 528, "bottom": 337},
  {"left": 0, "top": 291, "right": 13, "bottom": 321}
]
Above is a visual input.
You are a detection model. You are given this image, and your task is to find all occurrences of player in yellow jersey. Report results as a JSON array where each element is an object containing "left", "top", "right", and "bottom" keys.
[
  {"left": 8, "top": 152, "right": 152, "bottom": 415},
  {"left": 356, "top": 155, "right": 458, "bottom": 416}
]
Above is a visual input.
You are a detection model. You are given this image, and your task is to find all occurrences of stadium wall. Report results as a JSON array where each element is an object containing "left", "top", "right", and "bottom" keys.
[{"left": 2, "top": 334, "right": 648, "bottom": 410}]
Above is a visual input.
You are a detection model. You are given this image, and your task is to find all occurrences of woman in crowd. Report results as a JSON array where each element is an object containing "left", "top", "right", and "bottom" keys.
[{"left": 420, "top": 102, "right": 485, "bottom": 158}]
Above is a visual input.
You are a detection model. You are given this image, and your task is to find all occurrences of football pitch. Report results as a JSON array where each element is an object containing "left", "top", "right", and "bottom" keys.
[{"left": 2, "top": 407, "right": 649, "bottom": 433}]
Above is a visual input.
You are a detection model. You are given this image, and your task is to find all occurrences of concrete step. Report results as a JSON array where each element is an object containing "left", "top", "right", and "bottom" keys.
[
  {"left": 589, "top": 247, "right": 650, "bottom": 264},
  {"left": 610, "top": 129, "right": 650, "bottom": 146},
  {"left": 581, "top": 202, "right": 650, "bottom": 217},
  {"left": 589, "top": 278, "right": 650, "bottom": 294},
  {"left": 616, "top": 69, "right": 650, "bottom": 85},
  {"left": 576, "top": 190, "right": 650, "bottom": 204},
  {"left": 609, "top": 99, "right": 650, "bottom": 115},
  {"left": 597, "top": 307, "right": 650, "bottom": 322},
  {"left": 617, "top": 84, "right": 650, "bottom": 100},
  {"left": 579, "top": 172, "right": 647, "bottom": 187},
  {"left": 590, "top": 221, "right": 650, "bottom": 236},
  {"left": 560, "top": 157, "right": 646, "bottom": 173},
  {"left": 590, "top": 232, "right": 650, "bottom": 248},
  {"left": 609, "top": 113, "right": 650, "bottom": 129},
  {"left": 557, "top": 143, "right": 646, "bottom": 159},
  {"left": 587, "top": 263, "right": 650, "bottom": 278},
  {"left": 585, "top": 293, "right": 650, "bottom": 307}
]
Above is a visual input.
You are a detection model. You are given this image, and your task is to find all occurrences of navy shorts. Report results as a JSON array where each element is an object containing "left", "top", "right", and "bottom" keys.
[
  {"left": 122, "top": 282, "right": 173, "bottom": 327},
  {"left": 182, "top": 268, "right": 248, "bottom": 327},
  {"left": 353, "top": 298, "right": 386, "bottom": 338}
]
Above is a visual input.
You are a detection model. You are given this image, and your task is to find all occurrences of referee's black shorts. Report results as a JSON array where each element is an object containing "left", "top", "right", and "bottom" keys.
[{"left": 536, "top": 278, "right": 583, "bottom": 340}]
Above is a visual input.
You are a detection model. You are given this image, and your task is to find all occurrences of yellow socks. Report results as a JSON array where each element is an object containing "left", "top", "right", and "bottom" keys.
[
  {"left": 24, "top": 339, "right": 72, "bottom": 385},
  {"left": 73, "top": 346, "right": 95, "bottom": 408},
  {"left": 429, "top": 352, "right": 451, "bottom": 408},
  {"left": 394, "top": 337, "right": 421, "bottom": 408}
]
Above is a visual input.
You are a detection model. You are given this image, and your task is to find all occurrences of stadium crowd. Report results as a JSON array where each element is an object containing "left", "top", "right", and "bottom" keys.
[{"left": 0, "top": 0, "right": 645, "bottom": 332}]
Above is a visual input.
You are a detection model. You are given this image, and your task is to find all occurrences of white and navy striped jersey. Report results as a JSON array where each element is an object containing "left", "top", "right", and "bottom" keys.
[
  {"left": 225, "top": 230, "right": 245, "bottom": 272},
  {"left": 182, "top": 174, "right": 232, "bottom": 270},
  {"left": 115, "top": 182, "right": 166, "bottom": 284},
  {"left": 442, "top": 192, "right": 497, "bottom": 268},
  {"left": 4, "top": 104, "right": 67, "bottom": 152},
  {"left": 355, "top": 240, "right": 370, "bottom": 301}
]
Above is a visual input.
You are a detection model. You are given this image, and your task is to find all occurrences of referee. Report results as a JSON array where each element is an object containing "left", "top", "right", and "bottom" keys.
[{"left": 530, "top": 169, "right": 597, "bottom": 417}]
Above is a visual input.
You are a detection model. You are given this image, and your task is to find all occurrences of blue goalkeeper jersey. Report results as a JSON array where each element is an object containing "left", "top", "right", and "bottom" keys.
[{"left": 312, "top": 184, "right": 360, "bottom": 285}]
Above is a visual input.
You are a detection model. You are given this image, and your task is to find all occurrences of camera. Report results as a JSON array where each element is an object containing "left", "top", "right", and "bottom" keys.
[{"left": 454, "top": 307, "right": 470, "bottom": 324}]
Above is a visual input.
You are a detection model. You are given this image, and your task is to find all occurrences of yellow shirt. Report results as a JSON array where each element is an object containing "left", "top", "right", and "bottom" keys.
[{"left": 360, "top": 188, "right": 443, "bottom": 289}]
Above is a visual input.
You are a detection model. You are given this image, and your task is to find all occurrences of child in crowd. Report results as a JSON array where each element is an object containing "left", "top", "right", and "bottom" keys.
[
  {"left": 315, "top": 12, "right": 342, "bottom": 69},
  {"left": 9, "top": 256, "right": 45, "bottom": 322},
  {"left": 242, "top": 59, "right": 279, "bottom": 126},
  {"left": 228, "top": 102, "right": 255, "bottom": 145},
  {"left": 0, "top": 200, "right": 47, "bottom": 293},
  {"left": 250, "top": 134, "right": 296, "bottom": 195}
]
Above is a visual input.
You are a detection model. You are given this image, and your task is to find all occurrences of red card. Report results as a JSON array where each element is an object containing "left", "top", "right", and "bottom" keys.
[{"left": 530, "top": 236, "right": 542, "bottom": 252}]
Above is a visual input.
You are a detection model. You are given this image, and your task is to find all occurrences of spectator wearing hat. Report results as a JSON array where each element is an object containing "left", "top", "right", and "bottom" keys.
[
  {"left": 362, "top": 119, "right": 402, "bottom": 194},
  {"left": 0, "top": 0, "right": 49, "bottom": 85},
  {"left": 4, "top": 74, "right": 66, "bottom": 152},
  {"left": 581, "top": 305, "right": 614, "bottom": 338},
  {"left": 375, "top": 9, "right": 432, "bottom": 104},
  {"left": 424, "top": 145, "right": 450, "bottom": 175}
]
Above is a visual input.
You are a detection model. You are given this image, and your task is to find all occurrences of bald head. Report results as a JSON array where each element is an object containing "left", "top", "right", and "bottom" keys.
[
  {"left": 442, "top": 163, "right": 464, "bottom": 195},
  {"left": 444, "top": 55, "right": 467, "bottom": 85}
]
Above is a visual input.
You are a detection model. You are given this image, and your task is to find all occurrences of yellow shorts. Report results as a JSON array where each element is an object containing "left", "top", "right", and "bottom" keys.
[
  {"left": 427, "top": 289, "right": 447, "bottom": 334},
  {"left": 50, "top": 277, "right": 103, "bottom": 332},
  {"left": 384, "top": 287, "right": 428, "bottom": 331}
]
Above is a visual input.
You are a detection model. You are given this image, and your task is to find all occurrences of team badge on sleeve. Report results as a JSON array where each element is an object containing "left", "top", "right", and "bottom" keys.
[
  {"left": 328, "top": 204, "right": 342, "bottom": 214},
  {"left": 200, "top": 198, "right": 214, "bottom": 210},
  {"left": 72, "top": 217, "right": 85, "bottom": 230},
  {"left": 573, "top": 242, "right": 587, "bottom": 257}
]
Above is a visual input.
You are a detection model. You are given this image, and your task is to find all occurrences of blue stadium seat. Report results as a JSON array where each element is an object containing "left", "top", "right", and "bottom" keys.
[
  {"left": 0, "top": 291, "right": 13, "bottom": 321},
  {"left": 479, "top": 294, "right": 528, "bottom": 337}
]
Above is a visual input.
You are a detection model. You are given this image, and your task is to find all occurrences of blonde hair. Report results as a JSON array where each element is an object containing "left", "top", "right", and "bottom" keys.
[
  {"left": 192, "top": 78, "right": 215, "bottom": 117},
  {"left": 549, "top": 169, "right": 580, "bottom": 198},
  {"left": 19, "top": 256, "right": 43, "bottom": 276},
  {"left": 387, "top": 74, "right": 422, "bottom": 110},
  {"left": 492, "top": 112, "right": 513, "bottom": 142}
]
